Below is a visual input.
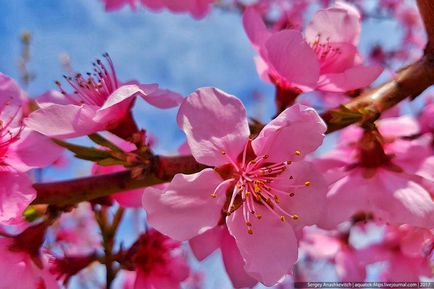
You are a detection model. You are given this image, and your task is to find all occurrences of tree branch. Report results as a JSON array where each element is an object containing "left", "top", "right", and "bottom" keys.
[
  {"left": 417, "top": 0, "right": 434, "bottom": 53},
  {"left": 33, "top": 155, "right": 205, "bottom": 206}
]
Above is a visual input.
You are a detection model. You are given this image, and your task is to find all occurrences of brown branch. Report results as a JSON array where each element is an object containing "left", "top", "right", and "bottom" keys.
[
  {"left": 33, "top": 155, "right": 205, "bottom": 206},
  {"left": 417, "top": 0, "right": 434, "bottom": 53}
]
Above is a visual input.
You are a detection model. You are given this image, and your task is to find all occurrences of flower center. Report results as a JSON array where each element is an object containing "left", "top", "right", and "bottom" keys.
[
  {"left": 212, "top": 143, "right": 311, "bottom": 235},
  {"left": 310, "top": 34, "right": 342, "bottom": 70},
  {"left": 55, "top": 53, "right": 119, "bottom": 107}
]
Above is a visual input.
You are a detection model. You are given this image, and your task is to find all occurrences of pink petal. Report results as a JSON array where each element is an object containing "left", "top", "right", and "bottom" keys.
[
  {"left": 24, "top": 104, "right": 101, "bottom": 138},
  {"left": 100, "top": 84, "right": 155, "bottom": 111},
  {"left": 142, "top": 169, "right": 225, "bottom": 241},
  {"left": 242, "top": 7, "right": 271, "bottom": 49},
  {"left": 317, "top": 64, "right": 383, "bottom": 92},
  {"left": 265, "top": 30, "right": 320, "bottom": 89},
  {"left": 252, "top": 104, "right": 326, "bottom": 163},
  {"left": 226, "top": 206, "right": 298, "bottom": 286},
  {"left": 306, "top": 5, "right": 361, "bottom": 45},
  {"left": 0, "top": 171, "right": 35, "bottom": 225},
  {"left": 6, "top": 128, "right": 64, "bottom": 172},
  {"left": 377, "top": 115, "right": 420, "bottom": 138},
  {"left": 319, "top": 170, "right": 370, "bottom": 229},
  {"left": 189, "top": 226, "right": 223, "bottom": 261},
  {"left": 319, "top": 43, "right": 358, "bottom": 73},
  {"left": 141, "top": 88, "right": 183, "bottom": 109},
  {"left": 177, "top": 87, "right": 249, "bottom": 167},
  {"left": 272, "top": 161, "right": 328, "bottom": 232},
  {"left": 300, "top": 228, "right": 341, "bottom": 259},
  {"left": 221, "top": 229, "right": 258, "bottom": 289},
  {"left": 376, "top": 171, "right": 434, "bottom": 228}
]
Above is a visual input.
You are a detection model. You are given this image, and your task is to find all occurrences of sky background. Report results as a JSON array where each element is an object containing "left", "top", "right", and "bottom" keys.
[{"left": 0, "top": 0, "right": 425, "bottom": 288}]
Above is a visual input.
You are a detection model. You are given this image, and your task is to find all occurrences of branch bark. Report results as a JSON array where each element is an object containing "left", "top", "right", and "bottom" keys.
[{"left": 33, "top": 155, "right": 205, "bottom": 206}]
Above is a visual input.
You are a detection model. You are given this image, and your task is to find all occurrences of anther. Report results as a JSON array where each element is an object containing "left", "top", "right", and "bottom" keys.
[
  {"left": 295, "top": 150, "right": 301, "bottom": 156},
  {"left": 220, "top": 150, "right": 226, "bottom": 155},
  {"left": 292, "top": 214, "right": 299, "bottom": 220},
  {"left": 289, "top": 193, "right": 295, "bottom": 197},
  {"left": 304, "top": 181, "right": 311, "bottom": 187},
  {"left": 280, "top": 216, "right": 286, "bottom": 222},
  {"left": 245, "top": 222, "right": 252, "bottom": 227},
  {"left": 247, "top": 229, "right": 253, "bottom": 235},
  {"left": 210, "top": 193, "right": 217, "bottom": 198},
  {"left": 255, "top": 214, "right": 262, "bottom": 220},
  {"left": 245, "top": 191, "right": 252, "bottom": 197}
]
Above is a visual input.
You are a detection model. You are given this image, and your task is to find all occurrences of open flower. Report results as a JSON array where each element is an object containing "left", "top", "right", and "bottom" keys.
[
  {"left": 243, "top": 2, "right": 383, "bottom": 92},
  {"left": 25, "top": 54, "right": 183, "bottom": 139},
  {"left": 142, "top": 87, "right": 327, "bottom": 286},
  {"left": 316, "top": 116, "right": 434, "bottom": 229},
  {"left": 0, "top": 73, "right": 63, "bottom": 225}
]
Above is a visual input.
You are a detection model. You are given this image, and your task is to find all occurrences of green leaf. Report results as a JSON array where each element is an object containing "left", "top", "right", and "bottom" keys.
[{"left": 53, "top": 139, "right": 112, "bottom": 161}]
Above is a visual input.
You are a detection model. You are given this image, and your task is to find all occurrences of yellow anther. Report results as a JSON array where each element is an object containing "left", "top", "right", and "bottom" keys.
[
  {"left": 253, "top": 184, "right": 261, "bottom": 193},
  {"left": 273, "top": 195, "right": 280, "bottom": 203},
  {"left": 292, "top": 214, "right": 299, "bottom": 220},
  {"left": 245, "top": 221, "right": 252, "bottom": 227},
  {"left": 256, "top": 214, "right": 262, "bottom": 220},
  {"left": 280, "top": 216, "right": 286, "bottom": 222},
  {"left": 247, "top": 229, "right": 254, "bottom": 235},
  {"left": 250, "top": 159, "right": 256, "bottom": 164},
  {"left": 266, "top": 198, "right": 272, "bottom": 205},
  {"left": 255, "top": 194, "right": 261, "bottom": 201},
  {"left": 287, "top": 160, "right": 292, "bottom": 165},
  {"left": 304, "top": 181, "right": 311, "bottom": 187},
  {"left": 295, "top": 150, "right": 301, "bottom": 156},
  {"left": 245, "top": 191, "right": 252, "bottom": 197},
  {"left": 210, "top": 193, "right": 217, "bottom": 198}
]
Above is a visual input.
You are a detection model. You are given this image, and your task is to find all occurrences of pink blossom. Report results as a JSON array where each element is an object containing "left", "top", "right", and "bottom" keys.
[
  {"left": 300, "top": 227, "right": 366, "bottom": 282},
  {"left": 25, "top": 54, "right": 183, "bottom": 139},
  {"left": 141, "top": 0, "right": 214, "bottom": 19},
  {"left": 125, "top": 229, "right": 190, "bottom": 289},
  {"left": 0, "top": 73, "right": 64, "bottom": 225},
  {"left": 317, "top": 116, "right": 434, "bottom": 229},
  {"left": 102, "top": 0, "right": 213, "bottom": 19},
  {"left": 0, "top": 238, "right": 59, "bottom": 289},
  {"left": 358, "top": 225, "right": 433, "bottom": 282},
  {"left": 142, "top": 87, "right": 327, "bottom": 286},
  {"left": 243, "top": 3, "right": 383, "bottom": 93}
]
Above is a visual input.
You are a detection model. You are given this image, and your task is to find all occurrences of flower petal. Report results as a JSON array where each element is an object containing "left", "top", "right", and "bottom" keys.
[
  {"left": 221, "top": 229, "right": 258, "bottom": 289},
  {"left": 141, "top": 88, "right": 183, "bottom": 109},
  {"left": 25, "top": 104, "right": 100, "bottom": 138},
  {"left": 306, "top": 6, "right": 361, "bottom": 45},
  {"left": 6, "top": 128, "right": 64, "bottom": 172},
  {"left": 177, "top": 87, "right": 249, "bottom": 166},
  {"left": 376, "top": 171, "right": 434, "bottom": 228},
  {"left": 189, "top": 226, "right": 223, "bottom": 261},
  {"left": 265, "top": 30, "right": 320, "bottom": 89},
  {"left": 142, "top": 169, "right": 226, "bottom": 241},
  {"left": 252, "top": 104, "right": 326, "bottom": 163},
  {"left": 242, "top": 7, "right": 271, "bottom": 49},
  {"left": 0, "top": 171, "right": 35, "bottom": 225},
  {"left": 272, "top": 161, "right": 328, "bottom": 232},
  {"left": 317, "top": 64, "right": 383, "bottom": 92},
  {"left": 226, "top": 206, "right": 298, "bottom": 286}
]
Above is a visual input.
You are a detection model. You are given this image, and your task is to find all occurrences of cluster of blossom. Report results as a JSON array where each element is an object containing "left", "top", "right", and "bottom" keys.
[{"left": 0, "top": 0, "right": 432, "bottom": 288}]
